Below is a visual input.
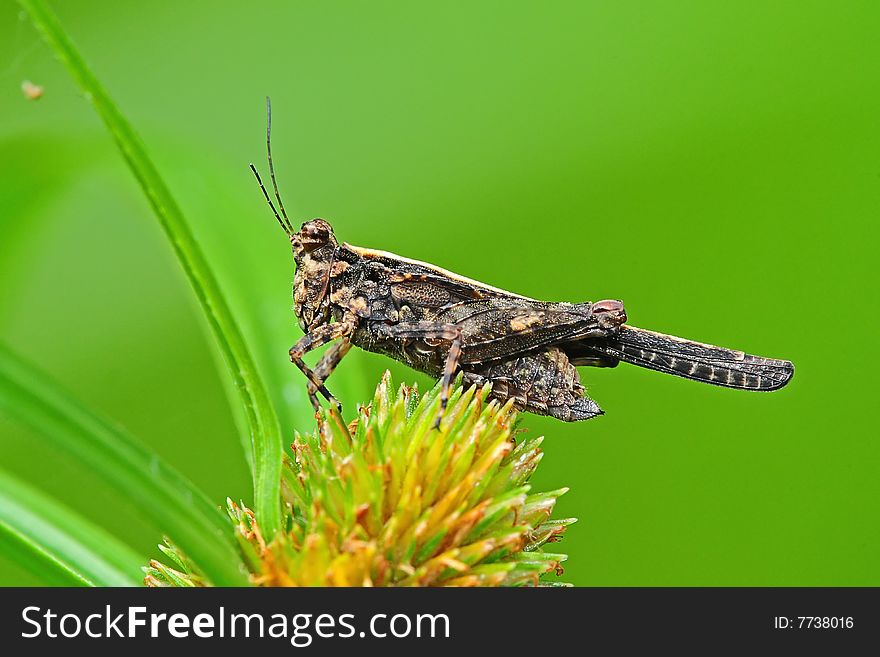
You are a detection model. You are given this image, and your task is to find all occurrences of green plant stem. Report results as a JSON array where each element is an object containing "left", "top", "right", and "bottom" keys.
[
  {"left": 0, "top": 468, "right": 144, "bottom": 587},
  {"left": 0, "top": 345, "right": 248, "bottom": 585},
  {"left": 18, "top": 0, "right": 282, "bottom": 538},
  {"left": 0, "top": 523, "right": 89, "bottom": 587}
]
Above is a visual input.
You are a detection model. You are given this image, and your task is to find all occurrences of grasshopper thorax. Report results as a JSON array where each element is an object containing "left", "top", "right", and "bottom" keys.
[{"left": 292, "top": 219, "right": 338, "bottom": 332}]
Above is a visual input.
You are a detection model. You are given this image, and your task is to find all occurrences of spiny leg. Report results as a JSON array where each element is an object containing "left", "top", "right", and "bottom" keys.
[
  {"left": 377, "top": 321, "right": 463, "bottom": 429},
  {"left": 306, "top": 338, "right": 353, "bottom": 412},
  {"left": 436, "top": 333, "right": 463, "bottom": 428},
  {"left": 290, "top": 318, "right": 356, "bottom": 411}
]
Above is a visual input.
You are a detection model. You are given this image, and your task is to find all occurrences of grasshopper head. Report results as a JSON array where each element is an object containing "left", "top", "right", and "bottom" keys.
[
  {"left": 291, "top": 219, "right": 336, "bottom": 264},
  {"left": 292, "top": 219, "right": 338, "bottom": 331},
  {"left": 249, "top": 100, "right": 340, "bottom": 331}
]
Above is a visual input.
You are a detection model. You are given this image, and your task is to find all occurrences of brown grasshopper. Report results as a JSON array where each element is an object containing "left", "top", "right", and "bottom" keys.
[{"left": 250, "top": 102, "right": 794, "bottom": 426}]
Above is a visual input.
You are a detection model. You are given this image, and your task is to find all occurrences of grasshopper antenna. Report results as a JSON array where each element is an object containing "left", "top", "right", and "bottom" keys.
[
  {"left": 249, "top": 163, "right": 290, "bottom": 236},
  {"left": 249, "top": 97, "right": 295, "bottom": 236},
  {"left": 265, "top": 96, "right": 295, "bottom": 234}
]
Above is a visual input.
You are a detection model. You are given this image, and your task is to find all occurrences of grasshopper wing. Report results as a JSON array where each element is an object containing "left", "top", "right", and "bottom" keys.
[
  {"left": 568, "top": 325, "right": 794, "bottom": 391},
  {"left": 438, "top": 300, "right": 613, "bottom": 364}
]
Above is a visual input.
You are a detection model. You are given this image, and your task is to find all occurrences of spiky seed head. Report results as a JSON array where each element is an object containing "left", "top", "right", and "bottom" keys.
[{"left": 145, "top": 372, "right": 576, "bottom": 587}]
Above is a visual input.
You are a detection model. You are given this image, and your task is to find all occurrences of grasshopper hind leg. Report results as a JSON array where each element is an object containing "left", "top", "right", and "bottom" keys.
[
  {"left": 547, "top": 393, "right": 603, "bottom": 422},
  {"left": 464, "top": 348, "right": 603, "bottom": 422}
]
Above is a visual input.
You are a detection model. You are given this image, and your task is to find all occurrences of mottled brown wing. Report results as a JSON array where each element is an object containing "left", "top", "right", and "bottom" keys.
[
  {"left": 568, "top": 325, "right": 794, "bottom": 391},
  {"left": 383, "top": 272, "right": 618, "bottom": 365},
  {"left": 435, "top": 300, "right": 612, "bottom": 364}
]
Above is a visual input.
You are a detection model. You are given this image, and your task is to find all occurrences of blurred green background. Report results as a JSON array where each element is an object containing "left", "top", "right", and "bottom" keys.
[{"left": 1, "top": 0, "right": 878, "bottom": 586}]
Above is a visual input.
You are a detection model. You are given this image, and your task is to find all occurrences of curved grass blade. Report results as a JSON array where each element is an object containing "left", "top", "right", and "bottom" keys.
[
  {"left": 0, "top": 525, "right": 88, "bottom": 587},
  {"left": 18, "top": 0, "right": 282, "bottom": 538},
  {"left": 0, "top": 345, "right": 248, "bottom": 586},
  {"left": 0, "top": 468, "right": 143, "bottom": 587}
]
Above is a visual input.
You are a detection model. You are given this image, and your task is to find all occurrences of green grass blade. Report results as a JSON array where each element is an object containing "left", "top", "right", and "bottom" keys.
[
  {"left": 18, "top": 0, "right": 282, "bottom": 538},
  {"left": 0, "top": 469, "right": 143, "bottom": 587},
  {"left": 0, "top": 345, "right": 248, "bottom": 586},
  {"left": 0, "top": 524, "right": 88, "bottom": 587}
]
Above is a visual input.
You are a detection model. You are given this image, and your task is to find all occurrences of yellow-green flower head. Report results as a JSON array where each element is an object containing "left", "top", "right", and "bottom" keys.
[{"left": 145, "top": 373, "right": 575, "bottom": 587}]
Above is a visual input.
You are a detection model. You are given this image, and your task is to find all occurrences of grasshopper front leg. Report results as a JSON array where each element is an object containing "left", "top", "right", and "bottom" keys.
[
  {"left": 376, "top": 321, "right": 463, "bottom": 429},
  {"left": 306, "top": 338, "right": 353, "bottom": 412},
  {"left": 290, "top": 316, "right": 357, "bottom": 411}
]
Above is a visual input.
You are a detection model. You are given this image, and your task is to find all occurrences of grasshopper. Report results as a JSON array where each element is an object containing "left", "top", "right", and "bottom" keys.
[{"left": 250, "top": 102, "right": 794, "bottom": 426}]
